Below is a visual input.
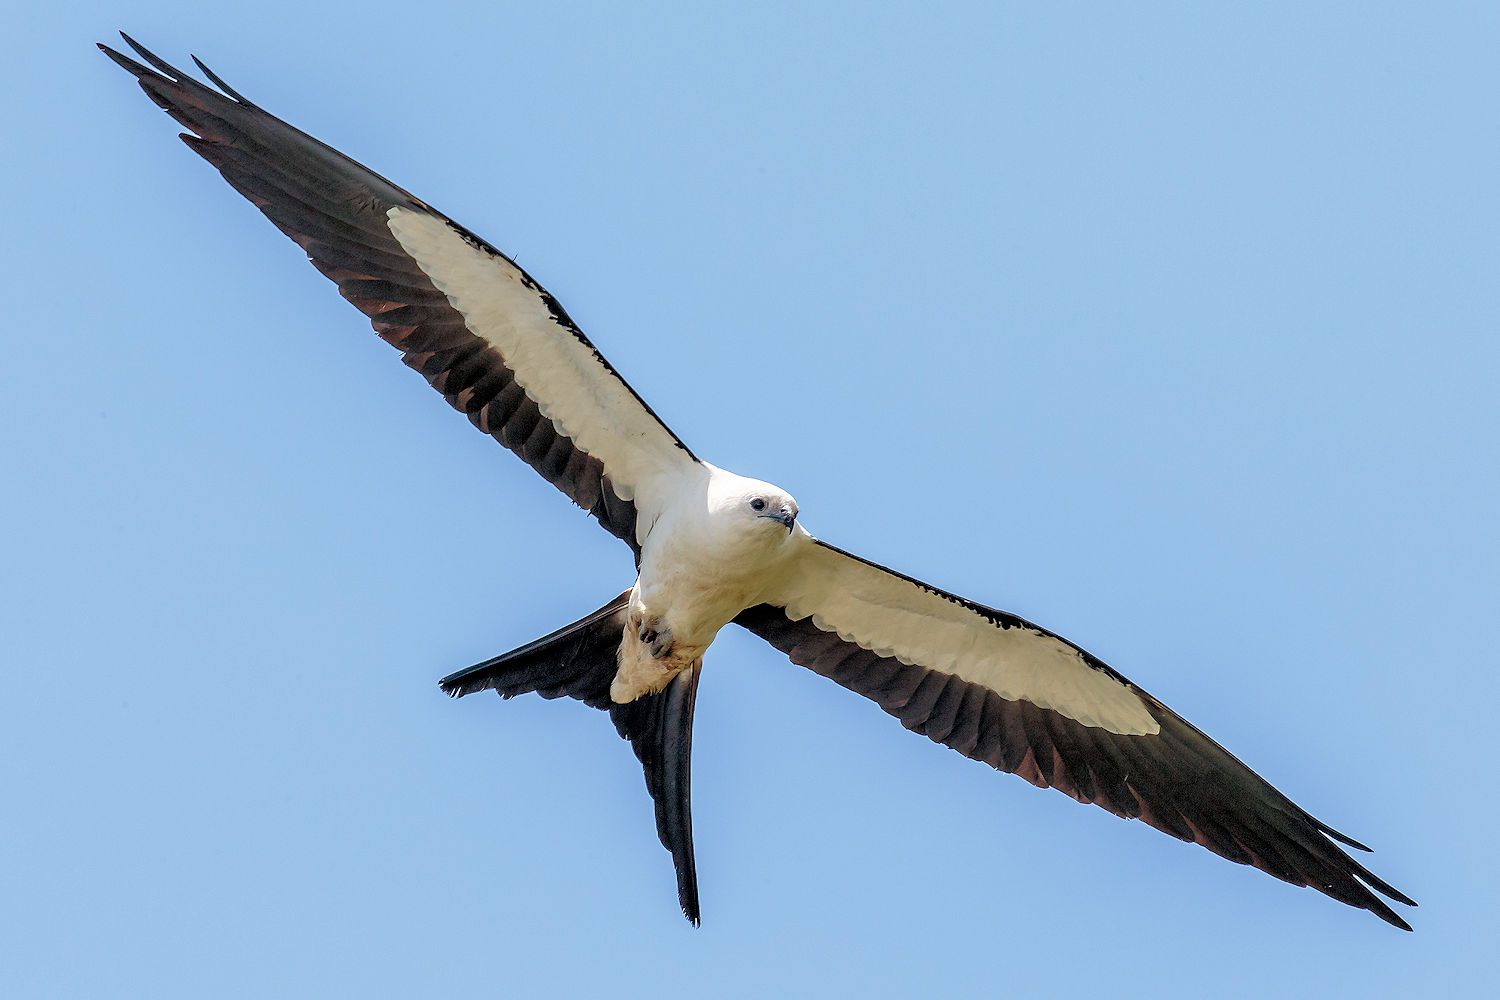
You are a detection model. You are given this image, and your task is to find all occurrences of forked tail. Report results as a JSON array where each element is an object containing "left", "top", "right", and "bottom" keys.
[{"left": 440, "top": 592, "right": 705, "bottom": 924}]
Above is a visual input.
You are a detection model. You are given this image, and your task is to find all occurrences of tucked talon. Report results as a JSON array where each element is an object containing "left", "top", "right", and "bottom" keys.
[{"left": 648, "top": 628, "right": 674, "bottom": 659}]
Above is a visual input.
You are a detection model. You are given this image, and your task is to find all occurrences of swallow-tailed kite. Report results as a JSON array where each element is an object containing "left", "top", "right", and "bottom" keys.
[{"left": 102, "top": 35, "right": 1414, "bottom": 930}]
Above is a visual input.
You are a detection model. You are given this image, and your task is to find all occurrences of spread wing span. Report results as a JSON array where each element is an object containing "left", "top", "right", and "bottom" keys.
[
  {"left": 100, "top": 35, "right": 703, "bottom": 557},
  {"left": 735, "top": 539, "right": 1415, "bottom": 929}
]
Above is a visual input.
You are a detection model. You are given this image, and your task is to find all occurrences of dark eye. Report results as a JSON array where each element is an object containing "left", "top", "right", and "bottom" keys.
[{"left": 750, "top": 497, "right": 766, "bottom": 512}]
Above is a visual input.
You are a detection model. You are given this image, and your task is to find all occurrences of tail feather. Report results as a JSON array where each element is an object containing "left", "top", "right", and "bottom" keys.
[
  {"left": 611, "top": 662, "right": 703, "bottom": 925},
  {"left": 439, "top": 592, "right": 631, "bottom": 708},
  {"left": 439, "top": 591, "right": 705, "bottom": 924}
]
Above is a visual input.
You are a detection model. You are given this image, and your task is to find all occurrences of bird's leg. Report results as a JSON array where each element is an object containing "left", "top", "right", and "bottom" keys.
[
  {"left": 614, "top": 609, "right": 682, "bottom": 703},
  {"left": 635, "top": 614, "right": 674, "bottom": 659}
]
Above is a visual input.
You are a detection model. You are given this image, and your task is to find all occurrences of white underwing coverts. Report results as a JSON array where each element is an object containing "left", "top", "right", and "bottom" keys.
[{"left": 102, "top": 34, "right": 1415, "bottom": 931}]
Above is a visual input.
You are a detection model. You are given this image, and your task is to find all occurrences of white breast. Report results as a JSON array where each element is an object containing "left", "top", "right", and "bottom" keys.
[{"left": 635, "top": 464, "right": 798, "bottom": 649}]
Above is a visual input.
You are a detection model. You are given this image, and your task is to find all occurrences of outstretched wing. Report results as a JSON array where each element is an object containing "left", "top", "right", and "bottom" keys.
[
  {"left": 101, "top": 35, "right": 703, "bottom": 557},
  {"left": 735, "top": 539, "right": 1415, "bottom": 929}
]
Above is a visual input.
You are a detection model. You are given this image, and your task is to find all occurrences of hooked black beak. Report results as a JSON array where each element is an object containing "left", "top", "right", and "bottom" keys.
[{"left": 758, "top": 506, "right": 797, "bottom": 530}]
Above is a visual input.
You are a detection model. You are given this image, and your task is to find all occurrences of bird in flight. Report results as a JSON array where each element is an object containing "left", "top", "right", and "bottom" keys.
[{"left": 102, "top": 34, "right": 1414, "bottom": 930}]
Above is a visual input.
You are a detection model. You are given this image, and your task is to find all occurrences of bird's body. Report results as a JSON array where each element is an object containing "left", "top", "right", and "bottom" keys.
[
  {"left": 102, "top": 34, "right": 1415, "bottom": 931},
  {"left": 616, "top": 467, "right": 801, "bottom": 702}
]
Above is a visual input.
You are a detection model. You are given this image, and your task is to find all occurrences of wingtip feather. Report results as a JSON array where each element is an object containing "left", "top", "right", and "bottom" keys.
[
  {"left": 191, "top": 53, "right": 253, "bottom": 105},
  {"left": 118, "top": 32, "right": 186, "bottom": 81},
  {"left": 97, "top": 40, "right": 152, "bottom": 79},
  {"left": 1315, "top": 818, "right": 1373, "bottom": 853}
]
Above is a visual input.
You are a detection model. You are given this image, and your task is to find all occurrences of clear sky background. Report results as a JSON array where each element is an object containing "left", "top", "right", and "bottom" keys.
[{"left": 5, "top": 2, "right": 1496, "bottom": 997}]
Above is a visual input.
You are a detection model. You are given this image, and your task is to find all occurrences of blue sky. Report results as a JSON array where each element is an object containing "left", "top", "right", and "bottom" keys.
[{"left": 5, "top": 2, "right": 1496, "bottom": 996}]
